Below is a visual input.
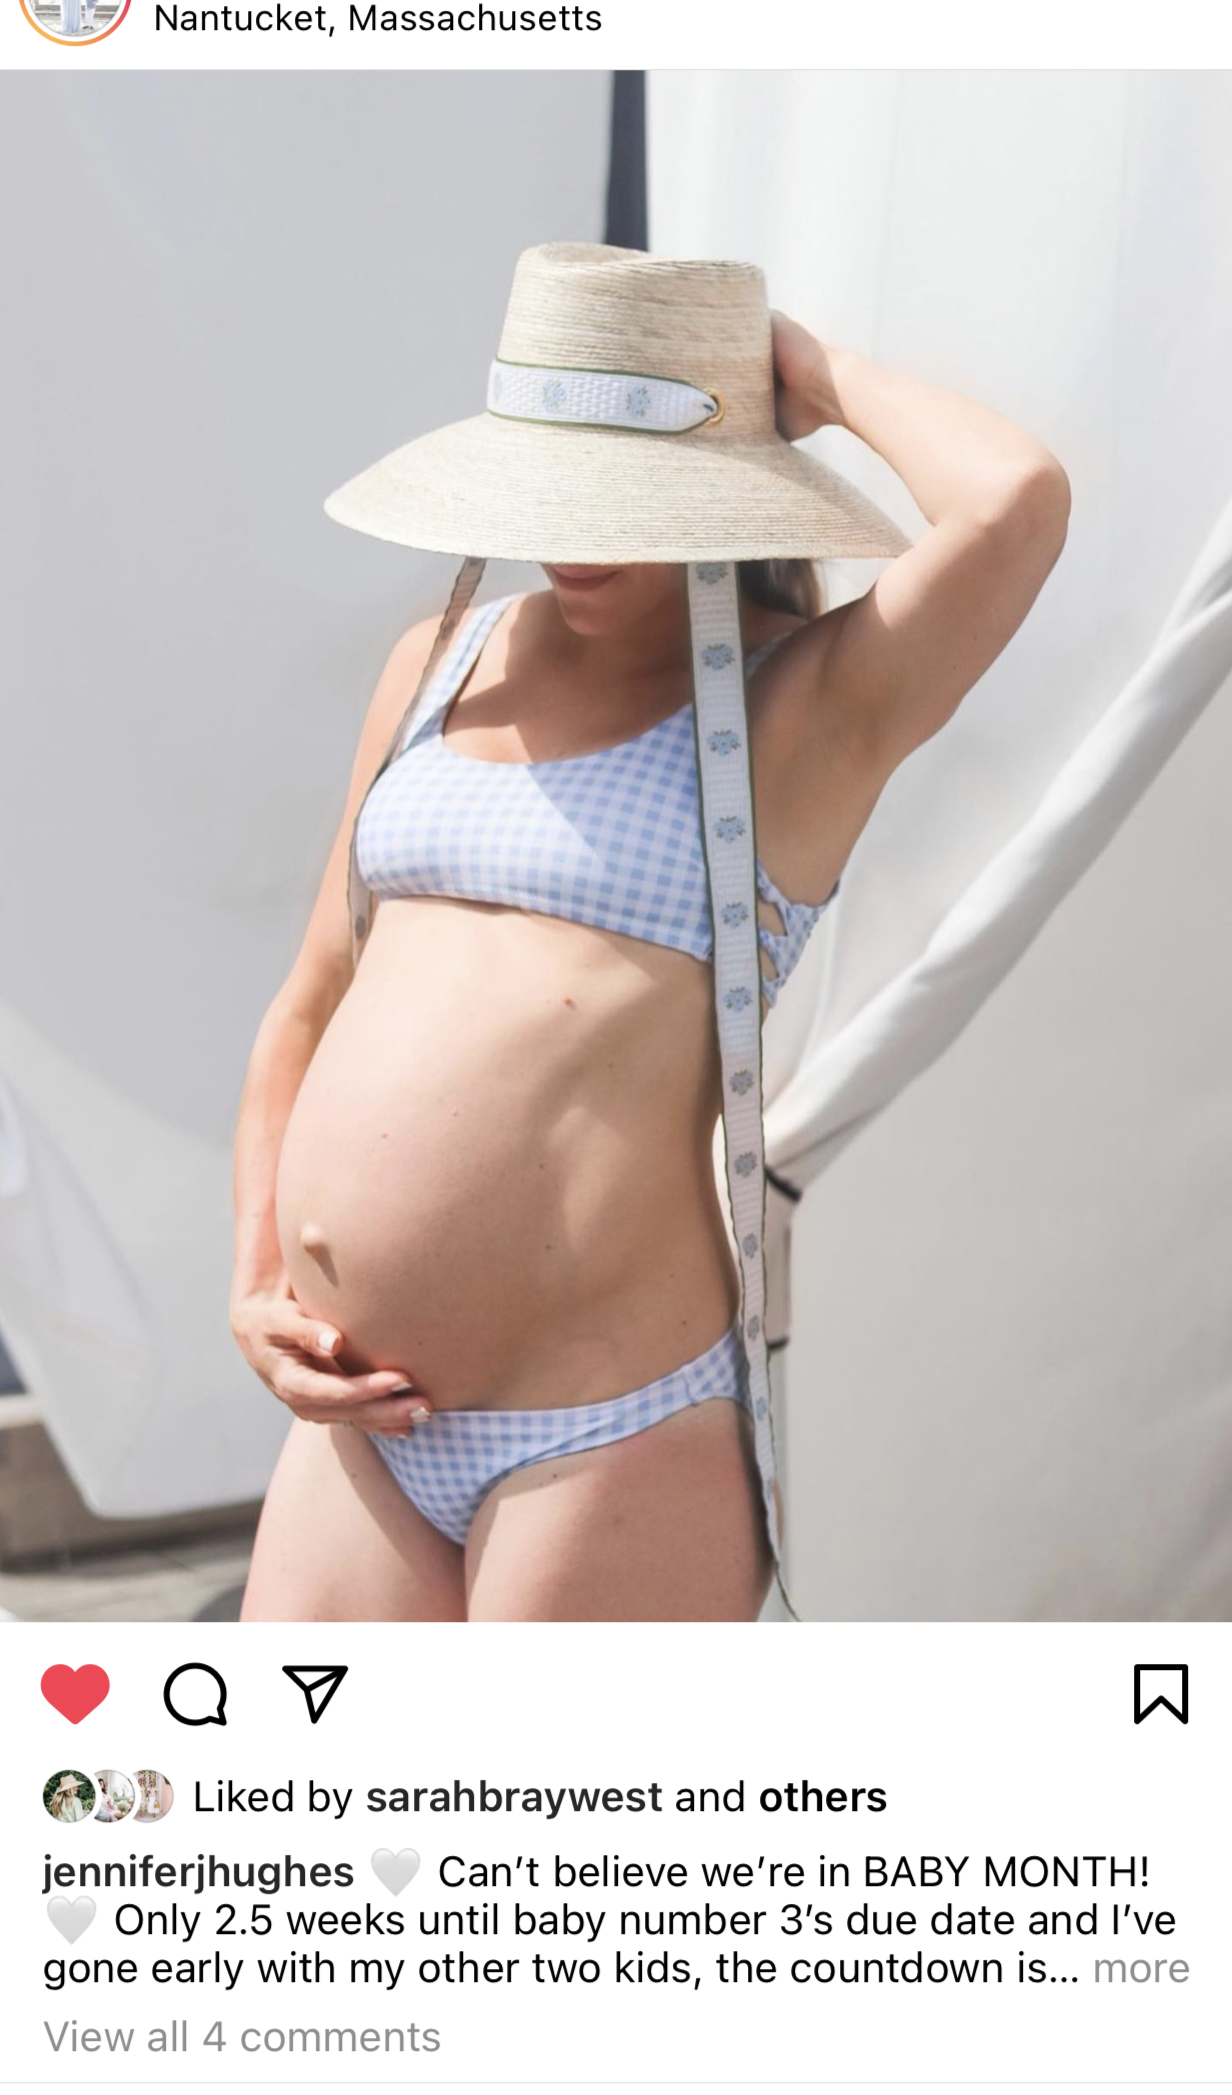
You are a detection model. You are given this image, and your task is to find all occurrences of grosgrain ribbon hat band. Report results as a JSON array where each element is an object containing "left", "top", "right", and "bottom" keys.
[{"left": 486, "top": 359, "right": 725, "bottom": 434}]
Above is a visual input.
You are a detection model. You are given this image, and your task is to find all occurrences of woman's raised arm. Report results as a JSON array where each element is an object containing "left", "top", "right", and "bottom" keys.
[{"left": 767, "top": 315, "right": 1071, "bottom": 771}]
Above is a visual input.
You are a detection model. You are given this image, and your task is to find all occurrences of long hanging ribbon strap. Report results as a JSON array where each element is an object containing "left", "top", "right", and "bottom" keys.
[
  {"left": 347, "top": 553, "right": 489, "bottom": 970},
  {"left": 687, "top": 559, "right": 795, "bottom": 1617},
  {"left": 459, "top": 367, "right": 793, "bottom": 1608}
]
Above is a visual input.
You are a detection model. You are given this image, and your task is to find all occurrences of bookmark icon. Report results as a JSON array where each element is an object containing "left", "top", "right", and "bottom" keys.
[{"left": 1132, "top": 1663, "right": 1189, "bottom": 1725}]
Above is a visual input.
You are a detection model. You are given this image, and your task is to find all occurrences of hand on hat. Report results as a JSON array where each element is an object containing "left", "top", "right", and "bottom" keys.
[{"left": 770, "top": 310, "right": 845, "bottom": 440}]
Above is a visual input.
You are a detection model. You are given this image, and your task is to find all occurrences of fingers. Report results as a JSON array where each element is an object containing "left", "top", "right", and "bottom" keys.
[
  {"left": 232, "top": 1288, "right": 436, "bottom": 1435},
  {"left": 268, "top": 1355, "right": 434, "bottom": 1433},
  {"left": 365, "top": 1401, "right": 434, "bottom": 1440},
  {"left": 233, "top": 1292, "right": 343, "bottom": 1365},
  {"left": 263, "top": 1298, "right": 345, "bottom": 1360}
]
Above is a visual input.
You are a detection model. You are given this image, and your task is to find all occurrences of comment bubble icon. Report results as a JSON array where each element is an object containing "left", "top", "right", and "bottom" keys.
[{"left": 163, "top": 1662, "right": 227, "bottom": 1726}]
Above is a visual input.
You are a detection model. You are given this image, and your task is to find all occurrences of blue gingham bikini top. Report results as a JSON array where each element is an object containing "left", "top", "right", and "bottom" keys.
[{"left": 355, "top": 592, "right": 839, "bottom": 1007}]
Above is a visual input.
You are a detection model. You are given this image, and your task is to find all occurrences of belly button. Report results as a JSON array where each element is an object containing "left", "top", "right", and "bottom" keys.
[{"left": 299, "top": 1222, "right": 338, "bottom": 1284}]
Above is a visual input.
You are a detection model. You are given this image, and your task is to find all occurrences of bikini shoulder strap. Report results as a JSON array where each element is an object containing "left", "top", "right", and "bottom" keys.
[
  {"left": 403, "top": 591, "right": 516, "bottom": 751},
  {"left": 348, "top": 552, "right": 491, "bottom": 962}
]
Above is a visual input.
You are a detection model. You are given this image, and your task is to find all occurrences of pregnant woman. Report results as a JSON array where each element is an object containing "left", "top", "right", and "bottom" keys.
[{"left": 232, "top": 243, "right": 1069, "bottom": 1623}]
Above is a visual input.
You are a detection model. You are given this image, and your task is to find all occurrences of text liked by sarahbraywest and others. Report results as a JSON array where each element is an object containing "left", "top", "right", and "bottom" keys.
[{"left": 151, "top": 2, "right": 602, "bottom": 33}]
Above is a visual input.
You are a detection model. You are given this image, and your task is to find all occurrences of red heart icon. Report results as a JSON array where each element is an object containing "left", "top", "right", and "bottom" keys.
[{"left": 41, "top": 1664, "right": 110, "bottom": 1724}]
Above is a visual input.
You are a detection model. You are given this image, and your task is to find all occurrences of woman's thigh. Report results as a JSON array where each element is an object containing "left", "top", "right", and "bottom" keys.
[
  {"left": 241, "top": 1419, "right": 466, "bottom": 1623},
  {"left": 464, "top": 1399, "right": 773, "bottom": 1622}
]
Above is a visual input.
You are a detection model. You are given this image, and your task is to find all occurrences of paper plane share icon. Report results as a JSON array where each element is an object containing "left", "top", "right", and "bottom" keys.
[{"left": 282, "top": 1665, "right": 349, "bottom": 1725}]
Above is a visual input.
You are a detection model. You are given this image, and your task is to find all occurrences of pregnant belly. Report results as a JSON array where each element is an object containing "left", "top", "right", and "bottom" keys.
[{"left": 274, "top": 899, "right": 736, "bottom": 1411}]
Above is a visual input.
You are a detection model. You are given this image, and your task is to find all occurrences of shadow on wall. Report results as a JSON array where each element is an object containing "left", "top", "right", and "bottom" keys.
[{"left": 0, "top": 1332, "right": 20, "bottom": 1394}]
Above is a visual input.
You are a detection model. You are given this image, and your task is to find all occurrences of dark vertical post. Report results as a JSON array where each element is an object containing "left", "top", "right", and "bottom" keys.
[{"left": 605, "top": 71, "right": 648, "bottom": 251}]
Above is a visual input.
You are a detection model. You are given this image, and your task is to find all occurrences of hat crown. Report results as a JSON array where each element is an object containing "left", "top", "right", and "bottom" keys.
[{"left": 496, "top": 243, "right": 776, "bottom": 440}]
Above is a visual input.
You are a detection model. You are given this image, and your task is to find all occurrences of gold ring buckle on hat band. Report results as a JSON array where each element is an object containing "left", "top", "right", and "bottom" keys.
[{"left": 486, "top": 359, "right": 724, "bottom": 433}]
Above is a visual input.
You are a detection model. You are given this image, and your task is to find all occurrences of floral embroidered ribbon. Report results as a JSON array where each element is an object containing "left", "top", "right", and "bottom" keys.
[
  {"left": 487, "top": 359, "right": 722, "bottom": 434},
  {"left": 687, "top": 558, "right": 794, "bottom": 1615}
]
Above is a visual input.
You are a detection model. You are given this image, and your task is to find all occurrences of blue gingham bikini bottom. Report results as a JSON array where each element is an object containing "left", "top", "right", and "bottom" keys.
[{"left": 368, "top": 1317, "right": 750, "bottom": 1547}]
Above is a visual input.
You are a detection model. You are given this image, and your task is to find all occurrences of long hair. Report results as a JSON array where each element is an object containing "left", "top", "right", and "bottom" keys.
[{"left": 738, "top": 558, "right": 825, "bottom": 621}]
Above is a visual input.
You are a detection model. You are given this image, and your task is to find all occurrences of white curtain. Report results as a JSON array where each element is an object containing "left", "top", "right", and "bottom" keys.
[{"left": 652, "top": 71, "right": 1232, "bottom": 1617}]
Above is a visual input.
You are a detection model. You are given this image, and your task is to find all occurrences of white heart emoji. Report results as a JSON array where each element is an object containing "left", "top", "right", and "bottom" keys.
[
  {"left": 48, "top": 1895, "right": 96, "bottom": 1944},
  {"left": 370, "top": 1847, "right": 420, "bottom": 1894}
]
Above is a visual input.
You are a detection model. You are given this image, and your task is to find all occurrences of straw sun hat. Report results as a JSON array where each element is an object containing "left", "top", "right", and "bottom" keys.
[{"left": 324, "top": 241, "right": 909, "bottom": 566}]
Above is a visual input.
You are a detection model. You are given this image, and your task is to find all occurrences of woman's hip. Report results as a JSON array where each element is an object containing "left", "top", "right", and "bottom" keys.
[{"left": 370, "top": 1314, "right": 751, "bottom": 1549}]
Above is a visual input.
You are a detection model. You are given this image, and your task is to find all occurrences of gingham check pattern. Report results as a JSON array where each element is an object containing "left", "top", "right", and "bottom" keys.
[
  {"left": 487, "top": 360, "right": 719, "bottom": 433},
  {"left": 354, "top": 593, "right": 831, "bottom": 1003},
  {"left": 371, "top": 1318, "right": 747, "bottom": 1545}
]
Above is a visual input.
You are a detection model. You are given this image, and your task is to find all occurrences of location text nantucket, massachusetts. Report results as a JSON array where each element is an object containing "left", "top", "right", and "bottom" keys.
[{"left": 153, "top": 3, "right": 603, "bottom": 29}]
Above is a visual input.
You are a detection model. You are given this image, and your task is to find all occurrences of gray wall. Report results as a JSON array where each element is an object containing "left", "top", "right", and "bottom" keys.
[
  {"left": 4, "top": 73, "right": 609, "bottom": 1142},
  {"left": 0, "top": 74, "right": 610, "bottom": 1516}
]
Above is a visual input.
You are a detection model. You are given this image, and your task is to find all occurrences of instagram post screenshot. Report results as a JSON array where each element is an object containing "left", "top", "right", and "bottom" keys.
[{"left": 1, "top": 5, "right": 1229, "bottom": 2089}]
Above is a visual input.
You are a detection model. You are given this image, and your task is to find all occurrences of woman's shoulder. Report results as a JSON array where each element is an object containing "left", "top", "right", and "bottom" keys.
[
  {"left": 385, "top": 588, "right": 525, "bottom": 679},
  {"left": 383, "top": 609, "right": 446, "bottom": 687}
]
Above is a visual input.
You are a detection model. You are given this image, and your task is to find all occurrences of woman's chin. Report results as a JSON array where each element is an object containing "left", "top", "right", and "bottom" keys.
[{"left": 541, "top": 562, "right": 678, "bottom": 635}]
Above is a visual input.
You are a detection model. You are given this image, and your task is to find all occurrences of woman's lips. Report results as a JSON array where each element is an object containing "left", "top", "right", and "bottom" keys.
[{"left": 546, "top": 566, "right": 618, "bottom": 593}]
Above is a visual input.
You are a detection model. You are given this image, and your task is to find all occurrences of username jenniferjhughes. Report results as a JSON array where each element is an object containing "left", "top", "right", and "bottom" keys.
[{"left": 154, "top": 3, "right": 602, "bottom": 29}]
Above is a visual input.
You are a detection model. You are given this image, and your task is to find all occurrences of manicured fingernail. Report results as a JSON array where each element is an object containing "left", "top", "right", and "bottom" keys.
[
  {"left": 409, "top": 1405, "right": 431, "bottom": 1424},
  {"left": 386, "top": 1382, "right": 415, "bottom": 1398},
  {"left": 318, "top": 1327, "right": 340, "bottom": 1352}
]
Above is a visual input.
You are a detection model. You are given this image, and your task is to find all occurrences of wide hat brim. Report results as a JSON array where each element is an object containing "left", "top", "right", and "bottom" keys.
[{"left": 324, "top": 410, "right": 911, "bottom": 566}]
